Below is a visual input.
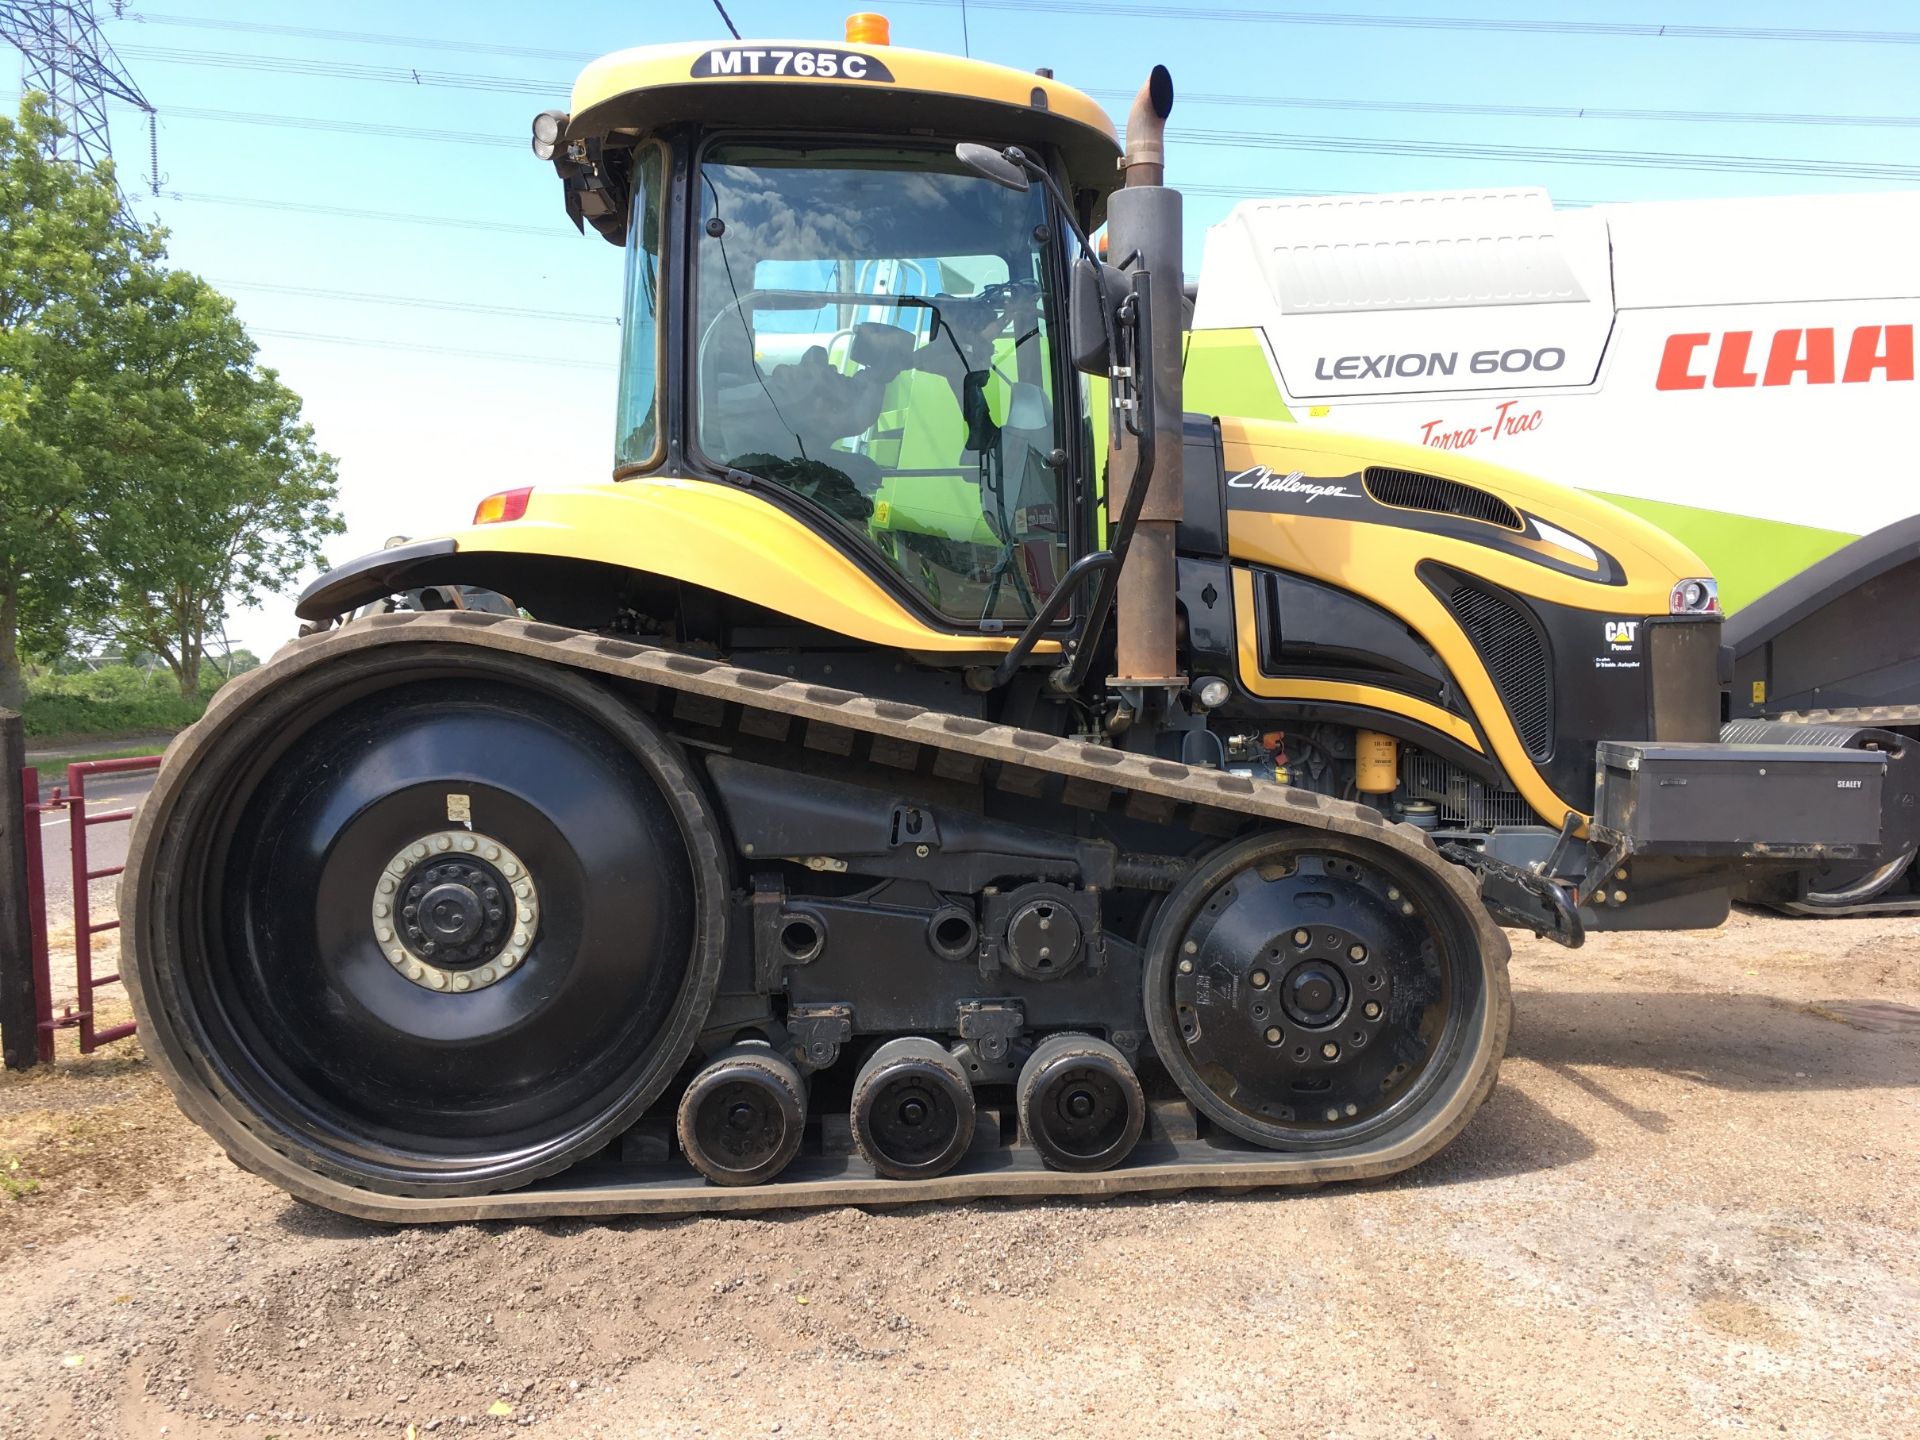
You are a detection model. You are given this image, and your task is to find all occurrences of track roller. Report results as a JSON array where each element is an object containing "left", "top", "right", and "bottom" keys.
[
  {"left": 1016, "top": 1033, "right": 1145, "bottom": 1172},
  {"left": 850, "top": 1038, "right": 976, "bottom": 1180},
  {"left": 676, "top": 1042, "right": 807, "bottom": 1186}
]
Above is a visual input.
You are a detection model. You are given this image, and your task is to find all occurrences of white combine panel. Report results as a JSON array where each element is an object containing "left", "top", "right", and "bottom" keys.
[{"left": 1192, "top": 188, "right": 1920, "bottom": 606}]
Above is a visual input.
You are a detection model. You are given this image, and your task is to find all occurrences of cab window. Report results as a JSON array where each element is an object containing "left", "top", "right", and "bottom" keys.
[
  {"left": 615, "top": 143, "right": 667, "bottom": 468},
  {"left": 691, "top": 141, "right": 1066, "bottom": 625}
]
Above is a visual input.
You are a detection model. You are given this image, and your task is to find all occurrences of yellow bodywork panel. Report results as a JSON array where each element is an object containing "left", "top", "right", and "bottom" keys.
[
  {"left": 1219, "top": 418, "right": 1706, "bottom": 615},
  {"left": 1218, "top": 419, "right": 1713, "bottom": 828},
  {"left": 448, "top": 478, "right": 1056, "bottom": 656},
  {"left": 572, "top": 41, "right": 1116, "bottom": 142}
]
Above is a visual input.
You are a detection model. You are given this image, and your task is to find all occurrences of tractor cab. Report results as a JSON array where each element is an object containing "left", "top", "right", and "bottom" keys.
[{"left": 543, "top": 21, "right": 1124, "bottom": 628}]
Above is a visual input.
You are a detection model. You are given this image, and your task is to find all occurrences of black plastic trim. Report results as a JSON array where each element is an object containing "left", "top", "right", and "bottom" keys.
[
  {"left": 1726, "top": 514, "right": 1920, "bottom": 655},
  {"left": 296, "top": 540, "right": 458, "bottom": 620}
]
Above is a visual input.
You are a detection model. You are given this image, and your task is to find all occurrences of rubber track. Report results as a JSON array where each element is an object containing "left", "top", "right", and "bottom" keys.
[
  {"left": 1770, "top": 704, "right": 1920, "bottom": 730},
  {"left": 124, "top": 611, "right": 1513, "bottom": 1222},
  {"left": 1768, "top": 707, "right": 1920, "bottom": 917}
]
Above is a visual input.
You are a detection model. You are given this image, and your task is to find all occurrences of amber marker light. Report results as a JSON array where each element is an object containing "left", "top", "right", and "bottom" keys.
[
  {"left": 845, "top": 12, "right": 891, "bottom": 44},
  {"left": 473, "top": 487, "right": 532, "bottom": 525}
]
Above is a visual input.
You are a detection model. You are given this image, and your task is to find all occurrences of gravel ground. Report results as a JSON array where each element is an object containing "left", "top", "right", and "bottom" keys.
[{"left": 2, "top": 909, "right": 1915, "bottom": 1440}]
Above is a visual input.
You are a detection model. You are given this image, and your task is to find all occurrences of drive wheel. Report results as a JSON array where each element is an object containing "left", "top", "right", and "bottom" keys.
[
  {"left": 127, "top": 647, "right": 726, "bottom": 1200},
  {"left": 1144, "top": 830, "right": 1507, "bottom": 1154}
]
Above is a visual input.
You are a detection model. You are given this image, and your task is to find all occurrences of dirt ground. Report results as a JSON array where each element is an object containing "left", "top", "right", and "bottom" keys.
[{"left": 2, "top": 910, "right": 1916, "bottom": 1440}]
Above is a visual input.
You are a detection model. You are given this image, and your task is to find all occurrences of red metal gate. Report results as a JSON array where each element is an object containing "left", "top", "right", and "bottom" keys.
[{"left": 14, "top": 756, "right": 159, "bottom": 1061}]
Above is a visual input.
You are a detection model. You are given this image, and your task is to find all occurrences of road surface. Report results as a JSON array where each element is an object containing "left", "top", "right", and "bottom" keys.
[{"left": 31, "top": 768, "right": 158, "bottom": 928}]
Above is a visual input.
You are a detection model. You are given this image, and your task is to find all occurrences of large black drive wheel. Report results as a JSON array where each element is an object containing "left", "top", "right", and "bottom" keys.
[
  {"left": 125, "top": 646, "right": 726, "bottom": 1200},
  {"left": 1144, "top": 830, "right": 1508, "bottom": 1155}
]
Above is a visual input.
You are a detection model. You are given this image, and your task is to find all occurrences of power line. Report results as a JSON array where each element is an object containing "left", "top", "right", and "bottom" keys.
[
  {"left": 166, "top": 189, "right": 563, "bottom": 238},
  {"left": 115, "top": 35, "right": 1920, "bottom": 133},
  {"left": 710, "top": 0, "right": 741, "bottom": 42},
  {"left": 158, "top": 103, "right": 519, "bottom": 148},
  {"left": 144, "top": 101, "right": 1920, "bottom": 185},
  {"left": 251, "top": 327, "right": 613, "bottom": 371},
  {"left": 1181, "top": 128, "right": 1920, "bottom": 184},
  {"left": 118, "top": 43, "right": 562, "bottom": 97},
  {"left": 217, "top": 277, "right": 614, "bottom": 326},
  {"left": 1089, "top": 88, "right": 1920, "bottom": 132},
  {"left": 895, "top": 0, "right": 1920, "bottom": 45},
  {"left": 130, "top": 3, "right": 1920, "bottom": 50},
  {"left": 1179, "top": 182, "right": 1610, "bottom": 208},
  {"left": 128, "top": 11, "right": 598, "bottom": 64}
]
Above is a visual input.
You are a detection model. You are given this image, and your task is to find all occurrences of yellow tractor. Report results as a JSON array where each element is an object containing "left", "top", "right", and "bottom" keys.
[{"left": 123, "top": 16, "right": 1898, "bottom": 1220}]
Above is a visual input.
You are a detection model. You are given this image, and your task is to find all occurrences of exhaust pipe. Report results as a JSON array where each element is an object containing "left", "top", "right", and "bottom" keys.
[
  {"left": 1121, "top": 65, "right": 1173, "bottom": 188},
  {"left": 1108, "top": 66, "right": 1184, "bottom": 688}
]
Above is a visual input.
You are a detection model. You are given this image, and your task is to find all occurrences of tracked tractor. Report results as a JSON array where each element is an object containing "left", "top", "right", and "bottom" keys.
[{"left": 123, "top": 16, "right": 1897, "bottom": 1221}]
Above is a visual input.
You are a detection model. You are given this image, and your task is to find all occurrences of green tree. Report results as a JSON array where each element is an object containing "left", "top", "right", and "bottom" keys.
[
  {"left": 0, "top": 96, "right": 342, "bottom": 706},
  {"left": 89, "top": 268, "right": 342, "bottom": 696},
  {"left": 0, "top": 97, "right": 147, "bottom": 709}
]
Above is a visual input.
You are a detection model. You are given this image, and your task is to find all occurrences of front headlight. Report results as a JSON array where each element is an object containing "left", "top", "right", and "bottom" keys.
[
  {"left": 530, "top": 110, "right": 568, "bottom": 161},
  {"left": 1669, "top": 577, "right": 1719, "bottom": 615}
]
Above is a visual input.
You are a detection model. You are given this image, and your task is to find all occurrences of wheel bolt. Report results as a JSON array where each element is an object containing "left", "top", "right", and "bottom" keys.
[
  {"left": 1250, "top": 969, "right": 1269, "bottom": 988},
  {"left": 1178, "top": 958, "right": 1193, "bottom": 973},
  {"left": 1321, "top": 1041, "right": 1340, "bottom": 1060},
  {"left": 1264, "top": 1027, "right": 1282, "bottom": 1044},
  {"left": 1348, "top": 943, "right": 1367, "bottom": 962},
  {"left": 1363, "top": 1001, "right": 1382, "bottom": 1019},
  {"left": 1292, "top": 928, "right": 1310, "bottom": 946}
]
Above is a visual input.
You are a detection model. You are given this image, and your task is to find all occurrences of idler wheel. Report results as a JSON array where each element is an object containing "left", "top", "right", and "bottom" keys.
[
  {"left": 677, "top": 1042, "right": 807, "bottom": 1187},
  {"left": 1016, "top": 1033, "right": 1145, "bottom": 1173},
  {"left": 1144, "top": 830, "right": 1503, "bottom": 1152},
  {"left": 851, "top": 1038, "right": 975, "bottom": 1180}
]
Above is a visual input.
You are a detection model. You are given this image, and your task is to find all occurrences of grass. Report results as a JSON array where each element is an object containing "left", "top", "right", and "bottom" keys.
[
  {"left": 1, "top": 1156, "right": 40, "bottom": 1201},
  {"left": 25, "top": 743, "right": 168, "bottom": 779}
]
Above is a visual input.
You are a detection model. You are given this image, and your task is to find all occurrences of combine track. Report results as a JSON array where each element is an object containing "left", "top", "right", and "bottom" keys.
[
  {"left": 122, "top": 611, "right": 1511, "bottom": 1222},
  {"left": 1766, "top": 707, "right": 1920, "bottom": 917}
]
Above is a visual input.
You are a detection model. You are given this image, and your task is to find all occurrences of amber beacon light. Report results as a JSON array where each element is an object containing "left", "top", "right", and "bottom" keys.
[{"left": 845, "top": 12, "right": 891, "bottom": 44}]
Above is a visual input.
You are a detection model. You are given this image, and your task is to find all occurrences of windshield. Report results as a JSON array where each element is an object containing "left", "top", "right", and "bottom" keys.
[{"left": 691, "top": 141, "right": 1067, "bottom": 625}]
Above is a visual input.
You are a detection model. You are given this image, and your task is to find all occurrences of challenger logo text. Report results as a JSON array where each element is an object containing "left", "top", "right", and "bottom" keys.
[{"left": 1226, "top": 467, "right": 1358, "bottom": 503}]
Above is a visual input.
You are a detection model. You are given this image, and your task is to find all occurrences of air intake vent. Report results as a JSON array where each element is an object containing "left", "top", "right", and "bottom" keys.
[
  {"left": 1405, "top": 752, "right": 1536, "bottom": 829},
  {"left": 1445, "top": 581, "right": 1555, "bottom": 759},
  {"left": 1365, "top": 468, "right": 1524, "bottom": 531}
]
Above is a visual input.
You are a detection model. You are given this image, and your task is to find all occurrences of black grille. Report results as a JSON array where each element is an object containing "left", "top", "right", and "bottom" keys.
[
  {"left": 1446, "top": 582, "right": 1555, "bottom": 758},
  {"left": 1365, "top": 467, "right": 1524, "bottom": 531}
]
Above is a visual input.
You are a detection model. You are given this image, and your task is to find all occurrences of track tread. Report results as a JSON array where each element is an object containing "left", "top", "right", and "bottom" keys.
[{"left": 124, "top": 613, "right": 1513, "bottom": 1222}]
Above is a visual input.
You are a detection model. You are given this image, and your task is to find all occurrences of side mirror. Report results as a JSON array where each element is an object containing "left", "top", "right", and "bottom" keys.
[
  {"left": 954, "top": 142, "right": 1030, "bottom": 192},
  {"left": 1070, "top": 255, "right": 1127, "bottom": 375}
]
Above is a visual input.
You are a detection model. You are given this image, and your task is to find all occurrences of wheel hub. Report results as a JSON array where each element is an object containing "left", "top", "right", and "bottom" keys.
[
  {"left": 1155, "top": 846, "right": 1462, "bottom": 1143},
  {"left": 372, "top": 830, "right": 540, "bottom": 994},
  {"left": 401, "top": 853, "right": 512, "bottom": 964},
  {"left": 1281, "top": 960, "right": 1349, "bottom": 1028}
]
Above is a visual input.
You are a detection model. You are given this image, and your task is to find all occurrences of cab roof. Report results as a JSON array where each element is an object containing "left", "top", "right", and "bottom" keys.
[{"left": 565, "top": 37, "right": 1122, "bottom": 209}]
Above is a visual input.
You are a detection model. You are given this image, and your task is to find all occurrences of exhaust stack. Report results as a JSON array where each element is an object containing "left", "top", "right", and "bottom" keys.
[{"left": 1107, "top": 66, "right": 1184, "bottom": 690}]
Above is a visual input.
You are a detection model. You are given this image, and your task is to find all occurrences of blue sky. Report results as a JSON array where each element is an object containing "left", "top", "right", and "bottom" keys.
[{"left": 14, "top": 0, "right": 1918, "bottom": 652}]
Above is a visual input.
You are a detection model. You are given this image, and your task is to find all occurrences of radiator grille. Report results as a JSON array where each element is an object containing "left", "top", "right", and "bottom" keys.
[
  {"left": 1445, "top": 581, "right": 1555, "bottom": 758},
  {"left": 1405, "top": 752, "right": 1536, "bottom": 829},
  {"left": 1364, "top": 467, "right": 1524, "bottom": 531}
]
